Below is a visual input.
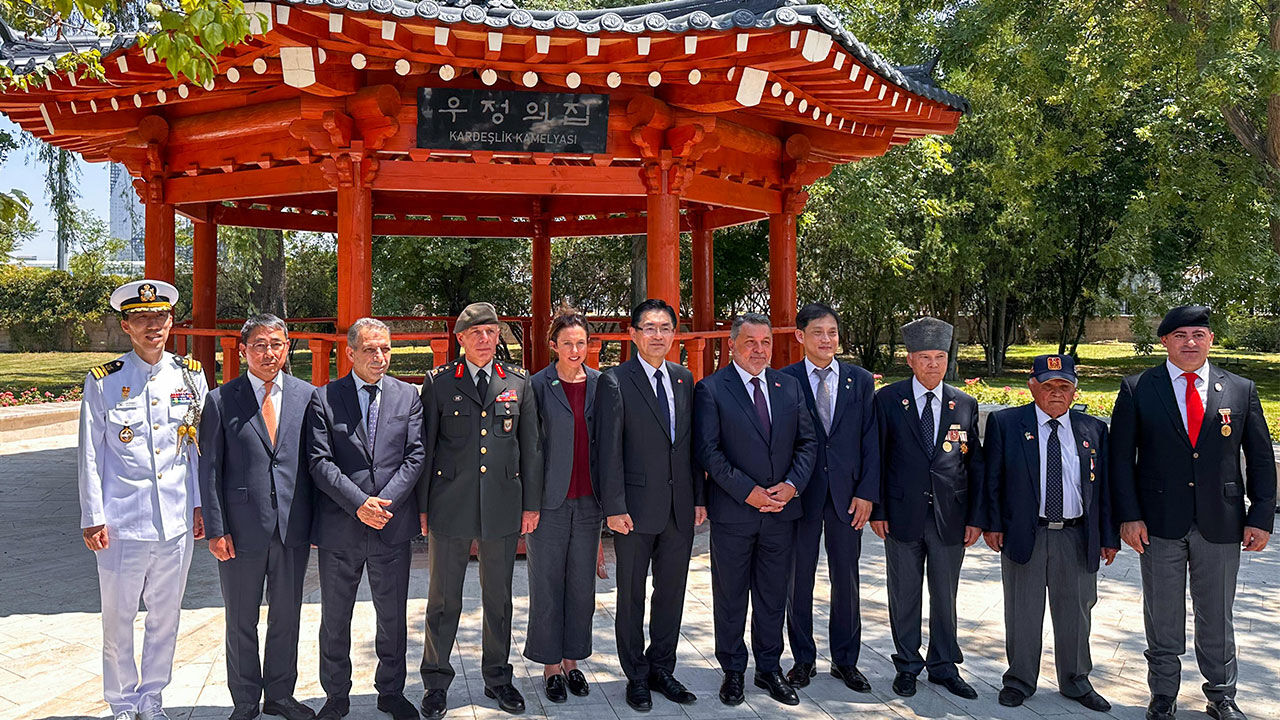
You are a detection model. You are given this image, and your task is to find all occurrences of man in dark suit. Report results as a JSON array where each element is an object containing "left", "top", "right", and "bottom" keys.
[
  {"left": 981, "top": 354, "right": 1116, "bottom": 713},
  {"left": 1110, "top": 306, "right": 1276, "bottom": 720},
  {"left": 200, "top": 315, "right": 317, "bottom": 720},
  {"left": 694, "top": 313, "right": 817, "bottom": 707},
  {"left": 871, "top": 317, "right": 982, "bottom": 700},
  {"left": 782, "top": 303, "right": 879, "bottom": 694},
  {"left": 596, "top": 299, "right": 705, "bottom": 711},
  {"left": 417, "top": 302, "right": 544, "bottom": 720},
  {"left": 307, "top": 317, "right": 426, "bottom": 720}
]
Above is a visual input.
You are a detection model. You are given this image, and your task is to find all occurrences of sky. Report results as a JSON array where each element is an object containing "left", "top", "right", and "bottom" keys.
[{"left": 2, "top": 115, "right": 112, "bottom": 262}]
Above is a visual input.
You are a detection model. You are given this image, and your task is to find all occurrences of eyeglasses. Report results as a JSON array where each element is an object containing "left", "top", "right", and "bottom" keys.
[
  {"left": 636, "top": 325, "right": 675, "bottom": 337},
  {"left": 248, "top": 341, "right": 287, "bottom": 353}
]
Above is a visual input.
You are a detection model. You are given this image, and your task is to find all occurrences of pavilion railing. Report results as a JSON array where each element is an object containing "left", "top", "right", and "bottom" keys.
[{"left": 171, "top": 319, "right": 797, "bottom": 387}]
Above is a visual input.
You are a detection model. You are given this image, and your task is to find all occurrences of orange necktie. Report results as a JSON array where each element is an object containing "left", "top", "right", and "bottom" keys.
[{"left": 262, "top": 379, "right": 278, "bottom": 446}]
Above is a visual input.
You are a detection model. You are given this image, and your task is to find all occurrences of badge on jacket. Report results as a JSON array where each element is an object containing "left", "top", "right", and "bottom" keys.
[
  {"left": 1220, "top": 408, "right": 1232, "bottom": 436},
  {"left": 503, "top": 417, "right": 514, "bottom": 433},
  {"left": 497, "top": 389, "right": 518, "bottom": 402},
  {"left": 119, "top": 426, "right": 134, "bottom": 443}
]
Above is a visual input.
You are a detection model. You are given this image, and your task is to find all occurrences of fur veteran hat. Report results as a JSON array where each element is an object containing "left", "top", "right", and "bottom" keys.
[{"left": 900, "top": 317, "right": 954, "bottom": 353}]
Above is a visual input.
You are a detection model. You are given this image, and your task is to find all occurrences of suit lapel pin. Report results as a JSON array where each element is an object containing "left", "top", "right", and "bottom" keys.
[
  {"left": 453, "top": 395, "right": 461, "bottom": 402},
  {"left": 948, "top": 400, "right": 955, "bottom": 410},
  {"left": 677, "top": 378, "right": 683, "bottom": 383},
  {"left": 902, "top": 398, "right": 910, "bottom": 408},
  {"left": 1215, "top": 382, "right": 1223, "bottom": 392},
  {"left": 1024, "top": 431, "right": 1034, "bottom": 441},
  {"left": 1082, "top": 440, "right": 1089, "bottom": 448},
  {"left": 774, "top": 382, "right": 781, "bottom": 387},
  {"left": 551, "top": 379, "right": 560, "bottom": 386}
]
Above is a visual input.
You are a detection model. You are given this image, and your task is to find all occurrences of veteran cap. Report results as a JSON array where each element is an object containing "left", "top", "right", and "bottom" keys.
[
  {"left": 1157, "top": 305, "right": 1211, "bottom": 337},
  {"left": 1031, "top": 354, "right": 1077, "bottom": 385},
  {"left": 110, "top": 279, "right": 178, "bottom": 314},
  {"left": 455, "top": 302, "right": 501, "bottom": 333},
  {"left": 900, "top": 317, "right": 954, "bottom": 353}
]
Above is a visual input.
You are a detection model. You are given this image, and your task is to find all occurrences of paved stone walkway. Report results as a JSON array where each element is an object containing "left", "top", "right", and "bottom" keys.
[{"left": 2, "top": 433, "right": 1278, "bottom": 720}]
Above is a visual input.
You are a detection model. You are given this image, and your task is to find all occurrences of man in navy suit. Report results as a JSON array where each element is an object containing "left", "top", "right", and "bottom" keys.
[
  {"left": 981, "top": 354, "right": 1116, "bottom": 713},
  {"left": 871, "top": 317, "right": 982, "bottom": 700},
  {"left": 307, "top": 318, "right": 426, "bottom": 720},
  {"left": 781, "top": 304, "right": 879, "bottom": 694},
  {"left": 695, "top": 313, "right": 817, "bottom": 707},
  {"left": 1111, "top": 306, "right": 1275, "bottom": 720},
  {"left": 200, "top": 315, "right": 317, "bottom": 720}
]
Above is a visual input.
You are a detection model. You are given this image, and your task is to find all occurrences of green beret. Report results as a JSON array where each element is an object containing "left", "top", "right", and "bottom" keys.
[{"left": 456, "top": 302, "right": 501, "bottom": 333}]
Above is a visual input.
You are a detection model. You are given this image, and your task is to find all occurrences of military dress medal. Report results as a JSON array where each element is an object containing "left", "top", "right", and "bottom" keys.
[{"left": 1220, "top": 408, "right": 1232, "bottom": 437}]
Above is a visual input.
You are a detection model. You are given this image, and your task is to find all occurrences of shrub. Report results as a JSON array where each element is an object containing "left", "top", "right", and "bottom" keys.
[
  {"left": 0, "top": 266, "right": 123, "bottom": 350},
  {"left": 1221, "top": 316, "right": 1280, "bottom": 353}
]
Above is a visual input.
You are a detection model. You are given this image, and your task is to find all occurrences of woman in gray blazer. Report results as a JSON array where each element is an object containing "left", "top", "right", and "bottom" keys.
[{"left": 524, "top": 309, "right": 602, "bottom": 703}]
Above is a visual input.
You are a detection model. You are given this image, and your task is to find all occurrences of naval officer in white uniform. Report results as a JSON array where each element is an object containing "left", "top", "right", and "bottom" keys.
[{"left": 79, "top": 279, "right": 209, "bottom": 720}]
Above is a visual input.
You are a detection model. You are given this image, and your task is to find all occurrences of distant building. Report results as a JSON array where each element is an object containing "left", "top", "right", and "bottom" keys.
[{"left": 108, "top": 163, "right": 145, "bottom": 263}]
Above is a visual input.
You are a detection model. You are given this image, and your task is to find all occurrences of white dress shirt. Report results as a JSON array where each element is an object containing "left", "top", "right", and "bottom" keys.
[
  {"left": 911, "top": 376, "right": 943, "bottom": 437},
  {"left": 804, "top": 357, "right": 838, "bottom": 424},
  {"left": 1035, "top": 405, "right": 1083, "bottom": 519},
  {"left": 247, "top": 369, "right": 283, "bottom": 413},
  {"left": 638, "top": 355, "right": 676, "bottom": 437},
  {"left": 1166, "top": 359, "right": 1209, "bottom": 433},
  {"left": 733, "top": 361, "right": 771, "bottom": 419}
]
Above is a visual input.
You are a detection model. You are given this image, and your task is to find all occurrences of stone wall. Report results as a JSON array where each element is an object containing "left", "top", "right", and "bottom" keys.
[{"left": 0, "top": 317, "right": 132, "bottom": 353}]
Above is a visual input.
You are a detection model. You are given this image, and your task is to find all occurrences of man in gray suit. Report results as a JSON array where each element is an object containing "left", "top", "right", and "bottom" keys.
[
  {"left": 308, "top": 318, "right": 426, "bottom": 720},
  {"left": 200, "top": 315, "right": 317, "bottom": 720},
  {"left": 418, "top": 302, "right": 544, "bottom": 719}
]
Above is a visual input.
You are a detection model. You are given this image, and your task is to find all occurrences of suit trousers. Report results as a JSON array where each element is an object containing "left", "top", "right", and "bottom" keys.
[
  {"left": 1141, "top": 525, "right": 1241, "bottom": 702},
  {"left": 1000, "top": 525, "right": 1096, "bottom": 698},
  {"left": 96, "top": 533, "right": 194, "bottom": 716},
  {"left": 523, "top": 497, "right": 602, "bottom": 664},
  {"left": 612, "top": 504, "right": 694, "bottom": 680},
  {"left": 317, "top": 536, "right": 411, "bottom": 699},
  {"left": 884, "top": 513, "right": 965, "bottom": 679},
  {"left": 787, "top": 495, "right": 864, "bottom": 667},
  {"left": 421, "top": 531, "right": 520, "bottom": 689},
  {"left": 710, "top": 516, "right": 795, "bottom": 674},
  {"left": 219, "top": 532, "right": 309, "bottom": 705}
]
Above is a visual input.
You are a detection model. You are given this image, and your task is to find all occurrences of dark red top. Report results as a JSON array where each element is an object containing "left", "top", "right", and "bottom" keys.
[{"left": 561, "top": 379, "right": 594, "bottom": 500}]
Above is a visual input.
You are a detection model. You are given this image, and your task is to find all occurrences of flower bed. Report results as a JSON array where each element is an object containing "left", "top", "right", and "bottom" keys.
[{"left": 0, "top": 386, "right": 83, "bottom": 407}]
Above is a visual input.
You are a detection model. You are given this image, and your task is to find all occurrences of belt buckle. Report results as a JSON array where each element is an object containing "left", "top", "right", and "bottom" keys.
[{"left": 1047, "top": 521, "right": 1064, "bottom": 530}]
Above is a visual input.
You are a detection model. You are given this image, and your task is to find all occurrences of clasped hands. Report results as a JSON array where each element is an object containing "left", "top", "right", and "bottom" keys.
[{"left": 746, "top": 482, "right": 796, "bottom": 513}]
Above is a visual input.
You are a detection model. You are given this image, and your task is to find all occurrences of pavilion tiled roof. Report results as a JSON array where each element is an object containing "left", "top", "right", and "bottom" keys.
[{"left": 0, "top": 0, "right": 967, "bottom": 112}]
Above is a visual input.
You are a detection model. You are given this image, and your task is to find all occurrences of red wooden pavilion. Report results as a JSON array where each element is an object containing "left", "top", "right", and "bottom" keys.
[{"left": 0, "top": 0, "right": 965, "bottom": 385}]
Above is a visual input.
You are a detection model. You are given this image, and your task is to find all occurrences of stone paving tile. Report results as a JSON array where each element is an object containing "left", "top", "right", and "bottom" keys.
[{"left": 3, "top": 434, "right": 1278, "bottom": 720}]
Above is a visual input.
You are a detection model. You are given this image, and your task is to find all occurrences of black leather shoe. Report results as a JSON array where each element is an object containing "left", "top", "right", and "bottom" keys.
[
  {"left": 1064, "top": 690, "right": 1111, "bottom": 713},
  {"left": 420, "top": 689, "right": 447, "bottom": 720},
  {"left": 483, "top": 684, "right": 525, "bottom": 714},
  {"left": 625, "top": 679, "right": 652, "bottom": 711},
  {"left": 830, "top": 665, "right": 872, "bottom": 693},
  {"left": 543, "top": 674, "right": 567, "bottom": 704},
  {"left": 929, "top": 675, "right": 978, "bottom": 700},
  {"left": 229, "top": 704, "right": 260, "bottom": 720},
  {"left": 1207, "top": 698, "right": 1247, "bottom": 720},
  {"left": 892, "top": 672, "right": 917, "bottom": 697},
  {"left": 263, "top": 697, "right": 314, "bottom": 720},
  {"left": 719, "top": 671, "right": 745, "bottom": 706},
  {"left": 1146, "top": 694, "right": 1176, "bottom": 720},
  {"left": 998, "top": 687, "right": 1026, "bottom": 707},
  {"left": 377, "top": 694, "right": 419, "bottom": 720},
  {"left": 753, "top": 670, "right": 799, "bottom": 706},
  {"left": 565, "top": 669, "right": 590, "bottom": 697},
  {"left": 648, "top": 669, "right": 697, "bottom": 704},
  {"left": 315, "top": 697, "right": 349, "bottom": 720},
  {"left": 786, "top": 662, "right": 816, "bottom": 688}
]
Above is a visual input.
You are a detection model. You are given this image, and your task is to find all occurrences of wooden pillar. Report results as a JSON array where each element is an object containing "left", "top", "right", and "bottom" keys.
[
  {"left": 192, "top": 218, "right": 218, "bottom": 386},
  {"left": 530, "top": 215, "right": 551, "bottom": 371},
  {"left": 143, "top": 196, "right": 175, "bottom": 283},
  {"left": 691, "top": 209, "right": 715, "bottom": 370},
  {"left": 336, "top": 183, "right": 373, "bottom": 376},
  {"left": 646, "top": 171, "right": 681, "bottom": 361},
  {"left": 769, "top": 211, "right": 798, "bottom": 368}
]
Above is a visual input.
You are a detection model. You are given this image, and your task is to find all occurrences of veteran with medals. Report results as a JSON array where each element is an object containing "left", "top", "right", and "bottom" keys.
[
  {"left": 417, "top": 303, "right": 544, "bottom": 719},
  {"left": 1110, "top": 306, "right": 1276, "bottom": 720},
  {"left": 78, "top": 280, "right": 209, "bottom": 720}
]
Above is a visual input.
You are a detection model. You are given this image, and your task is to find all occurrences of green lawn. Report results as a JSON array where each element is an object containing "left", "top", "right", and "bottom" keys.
[{"left": 4, "top": 341, "right": 1278, "bottom": 439}]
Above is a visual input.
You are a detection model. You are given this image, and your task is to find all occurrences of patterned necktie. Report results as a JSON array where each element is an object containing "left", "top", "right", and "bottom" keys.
[
  {"left": 1044, "top": 418, "right": 1064, "bottom": 522},
  {"left": 921, "top": 391, "right": 936, "bottom": 457},
  {"left": 751, "top": 377, "right": 772, "bottom": 439},
  {"left": 476, "top": 368, "right": 489, "bottom": 401},
  {"left": 814, "top": 367, "right": 833, "bottom": 434},
  {"left": 261, "top": 379, "right": 277, "bottom": 446},
  {"left": 1183, "top": 371, "right": 1203, "bottom": 447},
  {"left": 654, "top": 369, "right": 673, "bottom": 442},
  {"left": 363, "top": 384, "right": 379, "bottom": 450}
]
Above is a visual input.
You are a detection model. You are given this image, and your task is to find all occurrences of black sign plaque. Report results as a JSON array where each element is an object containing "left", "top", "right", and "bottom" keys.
[{"left": 417, "top": 88, "right": 610, "bottom": 154}]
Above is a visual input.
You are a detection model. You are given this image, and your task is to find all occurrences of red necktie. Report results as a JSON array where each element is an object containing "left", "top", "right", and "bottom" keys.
[{"left": 1183, "top": 371, "right": 1203, "bottom": 447}]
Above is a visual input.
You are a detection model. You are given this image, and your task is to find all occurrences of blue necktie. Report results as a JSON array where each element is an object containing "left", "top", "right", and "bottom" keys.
[
  {"left": 921, "top": 391, "right": 936, "bottom": 457},
  {"left": 751, "top": 377, "right": 771, "bottom": 440},
  {"left": 1044, "top": 418, "right": 1064, "bottom": 522},
  {"left": 654, "top": 370, "right": 672, "bottom": 442},
  {"left": 363, "top": 384, "right": 379, "bottom": 452}
]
